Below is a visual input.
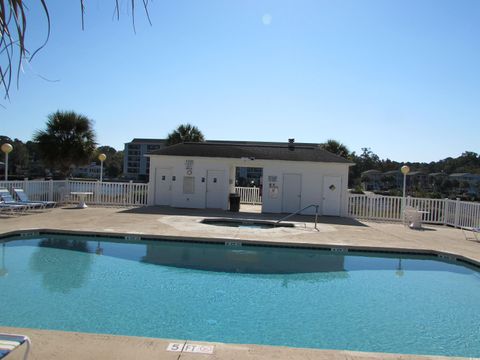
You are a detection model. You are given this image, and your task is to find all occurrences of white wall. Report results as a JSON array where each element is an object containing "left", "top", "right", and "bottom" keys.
[
  {"left": 261, "top": 160, "right": 350, "bottom": 216},
  {"left": 148, "top": 155, "right": 351, "bottom": 216},
  {"left": 148, "top": 155, "right": 233, "bottom": 210}
]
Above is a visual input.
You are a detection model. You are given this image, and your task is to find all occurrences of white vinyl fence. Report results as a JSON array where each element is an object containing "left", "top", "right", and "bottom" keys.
[
  {"left": 2, "top": 179, "right": 479, "bottom": 229},
  {"left": 0, "top": 180, "right": 149, "bottom": 206},
  {"left": 234, "top": 186, "right": 262, "bottom": 205},
  {"left": 348, "top": 194, "right": 480, "bottom": 229}
]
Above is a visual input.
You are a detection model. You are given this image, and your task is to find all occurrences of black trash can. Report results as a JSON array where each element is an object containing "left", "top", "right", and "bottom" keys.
[{"left": 229, "top": 193, "right": 240, "bottom": 212}]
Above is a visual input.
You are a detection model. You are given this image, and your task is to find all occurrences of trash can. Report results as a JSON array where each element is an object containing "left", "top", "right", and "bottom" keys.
[{"left": 229, "top": 193, "right": 240, "bottom": 212}]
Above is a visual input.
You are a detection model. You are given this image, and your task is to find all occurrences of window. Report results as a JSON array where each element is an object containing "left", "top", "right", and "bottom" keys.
[{"left": 183, "top": 176, "right": 195, "bottom": 194}]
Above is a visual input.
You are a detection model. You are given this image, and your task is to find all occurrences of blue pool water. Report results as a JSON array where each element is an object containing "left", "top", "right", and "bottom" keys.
[{"left": 1, "top": 234, "right": 480, "bottom": 357}]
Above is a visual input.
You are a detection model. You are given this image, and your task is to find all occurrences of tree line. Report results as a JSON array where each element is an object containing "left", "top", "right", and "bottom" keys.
[
  {"left": 321, "top": 139, "right": 480, "bottom": 179},
  {"left": 321, "top": 139, "right": 480, "bottom": 199}
]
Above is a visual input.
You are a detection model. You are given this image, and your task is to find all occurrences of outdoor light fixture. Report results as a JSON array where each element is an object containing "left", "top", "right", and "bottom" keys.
[
  {"left": 1, "top": 143, "right": 13, "bottom": 181},
  {"left": 98, "top": 153, "right": 107, "bottom": 182},
  {"left": 401, "top": 165, "right": 410, "bottom": 176}
]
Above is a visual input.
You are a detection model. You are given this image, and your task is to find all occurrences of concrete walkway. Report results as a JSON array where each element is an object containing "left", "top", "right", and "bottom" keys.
[{"left": 0, "top": 205, "right": 479, "bottom": 360}]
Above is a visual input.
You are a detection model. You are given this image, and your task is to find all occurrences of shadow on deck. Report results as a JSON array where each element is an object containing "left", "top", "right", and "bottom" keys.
[{"left": 119, "top": 205, "right": 367, "bottom": 227}]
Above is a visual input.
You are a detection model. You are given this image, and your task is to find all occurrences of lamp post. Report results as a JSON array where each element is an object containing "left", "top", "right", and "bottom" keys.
[
  {"left": 1, "top": 143, "right": 13, "bottom": 181},
  {"left": 401, "top": 165, "right": 410, "bottom": 220},
  {"left": 98, "top": 153, "right": 106, "bottom": 182}
]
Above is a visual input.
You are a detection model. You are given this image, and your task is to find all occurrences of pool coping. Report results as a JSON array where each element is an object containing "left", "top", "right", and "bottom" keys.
[
  {"left": 1, "top": 226, "right": 480, "bottom": 360},
  {"left": 0, "top": 325, "right": 472, "bottom": 360}
]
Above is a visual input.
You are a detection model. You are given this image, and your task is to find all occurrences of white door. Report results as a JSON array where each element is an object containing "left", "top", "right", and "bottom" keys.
[
  {"left": 282, "top": 174, "right": 302, "bottom": 213},
  {"left": 206, "top": 170, "right": 226, "bottom": 209},
  {"left": 155, "top": 168, "right": 172, "bottom": 205},
  {"left": 323, "top": 176, "right": 342, "bottom": 216}
]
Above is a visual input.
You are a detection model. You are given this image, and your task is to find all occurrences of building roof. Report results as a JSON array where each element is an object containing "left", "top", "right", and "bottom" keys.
[
  {"left": 361, "top": 169, "right": 382, "bottom": 175},
  {"left": 384, "top": 170, "right": 401, "bottom": 175},
  {"left": 205, "top": 139, "right": 321, "bottom": 146},
  {"left": 449, "top": 173, "right": 471, "bottom": 177},
  {"left": 449, "top": 173, "right": 480, "bottom": 179},
  {"left": 127, "top": 138, "right": 166, "bottom": 144},
  {"left": 127, "top": 138, "right": 321, "bottom": 146},
  {"left": 149, "top": 142, "right": 353, "bottom": 164}
]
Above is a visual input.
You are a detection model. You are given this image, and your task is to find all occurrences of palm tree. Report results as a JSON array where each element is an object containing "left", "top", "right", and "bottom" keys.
[
  {"left": 320, "top": 139, "right": 350, "bottom": 159},
  {"left": 166, "top": 124, "right": 205, "bottom": 146},
  {"left": 33, "top": 110, "right": 97, "bottom": 177}
]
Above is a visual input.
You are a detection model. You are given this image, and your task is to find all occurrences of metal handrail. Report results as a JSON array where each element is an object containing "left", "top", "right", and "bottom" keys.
[{"left": 276, "top": 204, "right": 320, "bottom": 231}]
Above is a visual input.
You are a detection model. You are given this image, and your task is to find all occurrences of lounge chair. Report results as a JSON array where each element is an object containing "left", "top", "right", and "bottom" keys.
[
  {"left": 0, "top": 202, "right": 29, "bottom": 214},
  {"left": 0, "top": 333, "right": 30, "bottom": 360},
  {"left": 13, "top": 188, "right": 56, "bottom": 208},
  {"left": 0, "top": 188, "right": 44, "bottom": 210}
]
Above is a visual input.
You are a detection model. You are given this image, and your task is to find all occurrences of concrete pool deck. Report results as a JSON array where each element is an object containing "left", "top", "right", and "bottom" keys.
[{"left": 1, "top": 205, "right": 479, "bottom": 360}]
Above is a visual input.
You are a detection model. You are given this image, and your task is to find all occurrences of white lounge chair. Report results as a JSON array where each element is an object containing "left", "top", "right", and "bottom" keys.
[
  {"left": 13, "top": 188, "right": 56, "bottom": 208},
  {"left": 0, "top": 202, "right": 29, "bottom": 214},
  {"left": 0, "top": 333, "right": 30, "bottom": 360}
]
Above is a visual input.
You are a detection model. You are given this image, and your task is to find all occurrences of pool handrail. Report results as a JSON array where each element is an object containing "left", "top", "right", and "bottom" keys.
[{"left": 276, "top": 204, "right": 320, "bottom": 231}]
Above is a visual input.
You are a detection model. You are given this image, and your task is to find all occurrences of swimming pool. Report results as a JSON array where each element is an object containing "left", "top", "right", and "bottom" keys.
[{"left": 1, "top": 233, "right": 480, "bottom": 357}]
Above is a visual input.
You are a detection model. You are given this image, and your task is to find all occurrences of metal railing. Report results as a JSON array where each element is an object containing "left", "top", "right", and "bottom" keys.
[{"left": 276, "top": 204, "right": 320, "bottom": 231}]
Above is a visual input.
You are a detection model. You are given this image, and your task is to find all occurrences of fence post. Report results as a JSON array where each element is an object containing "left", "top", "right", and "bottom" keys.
[
  {"left": 454, "top": 198, "right": 461, "bottom": 228},
  {"left": 48, "top": 179, "right": 54, "bottom": 201},
  {"left": 95, "top": 181, "right": 100, "bottom": 204},
  {"left": 443, "top": 198, "right": 448, "bottom": 225},
  {"left": 367, "top": 196, "right": 371, "bottom": 219},
  {"left": 23, "top": 178, "right": 29, "bottom": 196},
  {"left": 129, "top": 181, "right": 133, "bottom": 205},
  {"left": 406, "top": 196, "right": 412, "bottom": 207},
  {"left": 145, "top": 183, "right": 150, "bottom": 205}
]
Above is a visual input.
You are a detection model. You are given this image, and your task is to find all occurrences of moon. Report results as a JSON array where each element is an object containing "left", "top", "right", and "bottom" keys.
[{"left": 262, "top": 14, "right": 272, "bottom": 26}]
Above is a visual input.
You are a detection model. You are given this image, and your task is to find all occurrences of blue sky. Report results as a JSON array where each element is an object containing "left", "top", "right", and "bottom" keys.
[{"left": 1, "top": 0, "right": 479, "bottom": 163}]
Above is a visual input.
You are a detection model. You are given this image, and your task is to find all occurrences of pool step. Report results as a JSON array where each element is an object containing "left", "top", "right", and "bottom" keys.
[
  {"left": 330, "top": 247, "right": 348, "bottom": 253},
  {"left": 225, "top": 241, "right": 242, "bottom": 247},
  {"left": 19, "top": 231, "right": 40, "bottom": 238}
]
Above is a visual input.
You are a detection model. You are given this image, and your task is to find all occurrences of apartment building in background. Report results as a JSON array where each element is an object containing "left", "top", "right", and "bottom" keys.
[{"left": 123, "top": 138, "right": 167, "bottom": 181}]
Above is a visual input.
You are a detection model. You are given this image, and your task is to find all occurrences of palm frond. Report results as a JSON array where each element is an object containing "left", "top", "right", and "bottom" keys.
[{"left": 0, "top": 0, "right": 150, "bottom": 101}]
